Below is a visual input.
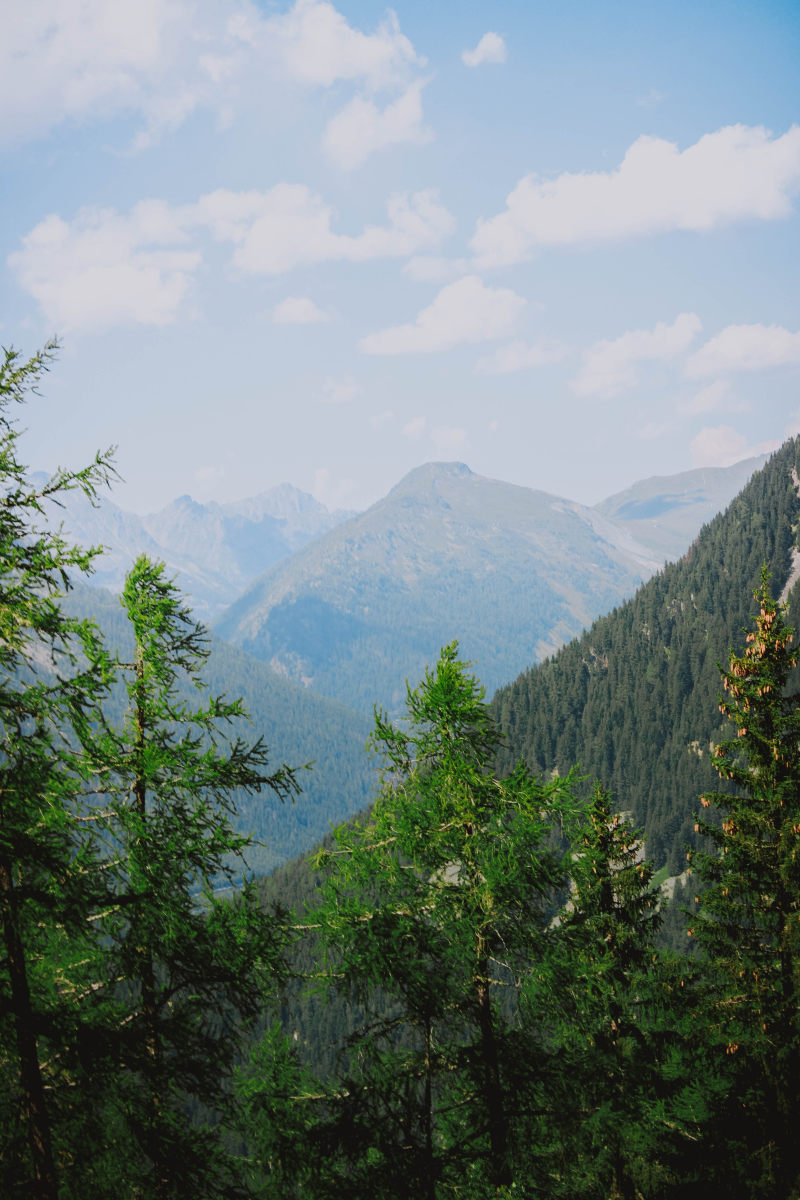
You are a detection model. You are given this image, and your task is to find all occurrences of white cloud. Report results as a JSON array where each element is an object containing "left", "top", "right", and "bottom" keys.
[
  {"left": 8, "top": 202, "right": 200, "bottom": 333},
  {"left": 0, "top": 0, "right": 203, "bottom": 148},
  {"left": 320, "top": 374, "right": 361, "bottom": 404},
  {"left": 402, "top": 255, "right": 469, "bottom": 282},
  {"left": 322, "top": 81, "right": 432, "bottom": 169},
  {"left": 402, "top": 416, "right": 426, "bottom": 439},
  {"left": 262, "top": 0, "right": 423, "bottom": 90},
  {"left": 0, "top": 0, "right": 427, "bottom": 158},
  {"left": 686, "top": 323, "right": 800, "bottom": 377},
  {"left": 10, "top": 187, "right": 454, "bottom": 330},
  {"left": 369, "top": 408, "right": 394, "bottom": 430},
  {"left": 462, "top": 32, "right": 507, "bottom": 67},
  {"left": 200, "top": 186, "right": 454, "bottom": 274},
  {"left": 474, "top": 338, "right": 570, "bottom": 375},
  {"left": 431, "top": 426, "right": 467, "bottom": 453},
  {"left": 689, "top": 426, "right": 778, "bottom": 469},
  {"left": 681, "top": 379, "right": 731, "bottom": 414},
  {"left": 272, "top": 296, "right": 330, "bottom": 324},
  {"left": 572, "top": 313, "right": 702, "bottom": 398},
  {"left": 359, "top": 275, "right": 525, "bottom": 356},
  {"left": 636, "top": 88, "right": 665, "bottom": 108},
  {"left": 471, "top": 125, "right": 800, "bottom": 267}
]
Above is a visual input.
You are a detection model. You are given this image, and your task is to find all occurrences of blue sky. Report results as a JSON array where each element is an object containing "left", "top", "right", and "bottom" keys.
[{"left": 2, "top": 0, "right": 799, "bottom": 514}]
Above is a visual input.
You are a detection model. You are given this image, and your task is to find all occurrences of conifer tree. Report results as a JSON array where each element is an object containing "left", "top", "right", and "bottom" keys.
[
  {"left": 525, "top": 786, "right": 667, "bottom": 1198},
  {"left": 91, "top": 555, "right": 302, "bottom": 1198},
  {"left": 312, "top": 643, "right": 573, "bottom": 1197},
  {"left": 691, "top": 567, "right": 800, "bottom": 1197},
  {"left": 0, "top": 342, "right": 116, "bottom": 1200}
]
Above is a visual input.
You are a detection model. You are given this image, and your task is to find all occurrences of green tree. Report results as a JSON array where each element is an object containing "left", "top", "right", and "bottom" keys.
[
  {"left": 0, "top": 342, "right": 116, "bottom": 1200},
  {"left": 525, "top": 786, "right": 673, "bottom": 1198},
  {"left": 312, "top": 643, "right": 573, "bottom": 1197},
  {"left": 691, "top": 568, "right": 800, "bottom": 1197},
  {"left": 91, "top": 555, "right": 302, "bottom": 1198}
]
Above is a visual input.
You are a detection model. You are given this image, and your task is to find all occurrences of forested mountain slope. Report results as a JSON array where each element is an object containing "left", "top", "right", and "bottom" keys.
[
  {"left": 492, "top": 438, "right": 800, "bottom": 874},
  {"left": 65, "top": 582, "right": 375, "bottom": 873}
]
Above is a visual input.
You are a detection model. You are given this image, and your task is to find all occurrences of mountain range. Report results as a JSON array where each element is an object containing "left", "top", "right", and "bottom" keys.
[{"left": 214, "top": 457, "right": 766, "bottom": 713}]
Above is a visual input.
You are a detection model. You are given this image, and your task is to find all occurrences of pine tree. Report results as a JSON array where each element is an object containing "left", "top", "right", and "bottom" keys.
[
  {"left": 691, "top": 567, "right": 800, "bottom": 1197},
  {"left": 0, "top": 342, "right": 116, "bottom": 1200},
  {"left": 311, "top": 643, "right": 573, "bottom": 1196},
  {"left": 91, "top": 555, "right": 302, "bottom": 1198}
]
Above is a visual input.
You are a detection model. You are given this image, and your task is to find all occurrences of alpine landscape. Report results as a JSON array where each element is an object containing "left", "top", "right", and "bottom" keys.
[{"left": 2, "top": 2, "right": 800, "bottom": 1198}]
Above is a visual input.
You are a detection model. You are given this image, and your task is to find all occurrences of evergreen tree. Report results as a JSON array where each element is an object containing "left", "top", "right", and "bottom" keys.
[
  {"left": 311, "top": 643, "right": 574, "bottom": 1196},
  {"left": 91, "top": 555, "right": 302, "bottom": 1198},
  {"left": 0, "top": 342, "right": 116, "bottom": 1200},
  {"left": 524, "top": 787, "right": 671, "bottom": 1198},
  {"left": 691, "top": 567, "right": 800, "bottom": 1197}
]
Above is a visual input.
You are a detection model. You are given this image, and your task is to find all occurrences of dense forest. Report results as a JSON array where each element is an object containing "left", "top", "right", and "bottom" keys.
[{"left": 5, "top": 344, "right": 800, "bottom": 1199}]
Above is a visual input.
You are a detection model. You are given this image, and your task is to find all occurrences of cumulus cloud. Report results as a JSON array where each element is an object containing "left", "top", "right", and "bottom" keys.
[
  {"left": 8, "top": 201, "right": 200, "bottom": 333},
  {"left": 359, "top": 275, "right": 525, "bottom": 356},
  {"left": 402, "top": 416, "right": 426, "bottom": 438},
  {"left": 10, "top": 187, "right": 454, "bottom": 330},
  {"left": 322, "top": 80, "right": 432, "bottom": 169},
  {"left": 1, "top": 0, "right": 428, "bottom": 161},
  {"left": 471, "top": 125, "right": 800, "bottom": 267},
  {"left": 402, "top": 256, "right": 469, "bottom": 282},
  {"left": 474, "top": 338, "right": 570, "bottom": 375},
  {"left": 320, "top": 375, "right": 362, "bottom": 404},
  {"left": 261, "top": 0, "right": 423, "bottom": 89},
  {"left": 686, "top": 323, "right": 800, "bottom": 377},
  {"left": 272, "top": 296, "right": 330, "bottom": 324},
  {"left": 572, "top": 313, "right": 702, "bottom": 398},
  {"left": 689, "top": 426, "right": 778, "bottom": 469},
  {"left": 199, "top": 186, "right": 454, "bottom": 274},
  {"left": 462, "top": 32, "right": 507, "bottom": 67},
  {"left": 680, "top": 379, "right": 731, "bottom": 414}
]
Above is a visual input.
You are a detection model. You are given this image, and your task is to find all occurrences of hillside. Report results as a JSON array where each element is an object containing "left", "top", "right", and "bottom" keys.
[
  {"left": 64, "top": 582, "right": 375, "bottom": 874},
  {"left": 492, "top": 438, "right": 800, "bottom": 874},
  {"left": 215, "top": 462, "right": 663, "bottom": 714}
]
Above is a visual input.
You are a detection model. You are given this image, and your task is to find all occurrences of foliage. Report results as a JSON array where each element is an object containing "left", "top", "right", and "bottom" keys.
[
  {"left": 309, "top": 643, "right": 576, "bottom": 1195},
  {"left": 86, "top": 555, "right": 302, "bottom": 1198},
  {"left": 690, "top": 569, "right": 800, "bottom": 1197},
  {"left": 493, "top": 438, "right": 800, "bottom": 877},
  {"left": 0, "top": 341, "right": 117, "bottom": 1200}
]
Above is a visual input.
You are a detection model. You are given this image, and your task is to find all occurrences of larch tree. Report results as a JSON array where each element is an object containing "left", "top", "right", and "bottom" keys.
[
  {"left": 691, "top": 567, "right": 800, "bottom": 1197},
  {"left": 311, "top": 643, "right": 574, "bottom": 1198},
  {"left": 0, "top": 342, "right": 116, "bottom": 1200},
  {"left": 89, "top": 554, "right": 302, "bottom": 1198}
]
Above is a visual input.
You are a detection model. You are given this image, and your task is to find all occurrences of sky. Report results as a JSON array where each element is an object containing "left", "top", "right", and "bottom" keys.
[{"left": 2, "top": 0, "right": 799, "bottom": 515}]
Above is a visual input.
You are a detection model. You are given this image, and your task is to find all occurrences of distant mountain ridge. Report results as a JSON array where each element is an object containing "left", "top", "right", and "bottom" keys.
[
  {"left": 214, "top": 462, "right": 676, "bottom": 714},
  {"left": 54, "top": 482, "right": 355, "bottom": 621},
  {"left": 595, "top": 455, "right": 769, "bottom": 562}
]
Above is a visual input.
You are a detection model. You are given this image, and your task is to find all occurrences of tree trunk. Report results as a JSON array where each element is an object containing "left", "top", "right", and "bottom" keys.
[
  {"left": 475, "top": 951, "right": 511, "bottom": 1189},
  {"left": 0, "top": 854, "right": 58, "bottom": 1200}
]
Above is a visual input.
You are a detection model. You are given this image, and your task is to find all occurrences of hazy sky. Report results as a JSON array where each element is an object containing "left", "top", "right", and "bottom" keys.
[{"left": 2, "top": 0, "right": 799, "bottom": 514}]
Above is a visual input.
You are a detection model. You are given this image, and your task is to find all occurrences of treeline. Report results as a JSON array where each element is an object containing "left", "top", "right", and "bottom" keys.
[{"left": 4, "top": 344, "right": 800, "bottom": 1199}]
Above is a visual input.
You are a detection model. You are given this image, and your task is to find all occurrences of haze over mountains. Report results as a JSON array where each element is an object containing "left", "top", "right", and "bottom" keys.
[
  {"left": 60, "top": 454, "right": 766, "bottom": 718},
  {"left": 215, "top": 457, "right": 766, "bottom": 713}
]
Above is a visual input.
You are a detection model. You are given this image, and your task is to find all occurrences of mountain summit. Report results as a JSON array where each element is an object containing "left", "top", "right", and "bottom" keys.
[{"left": 215, "top": 462, "right": 661, "bottom": 713}]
